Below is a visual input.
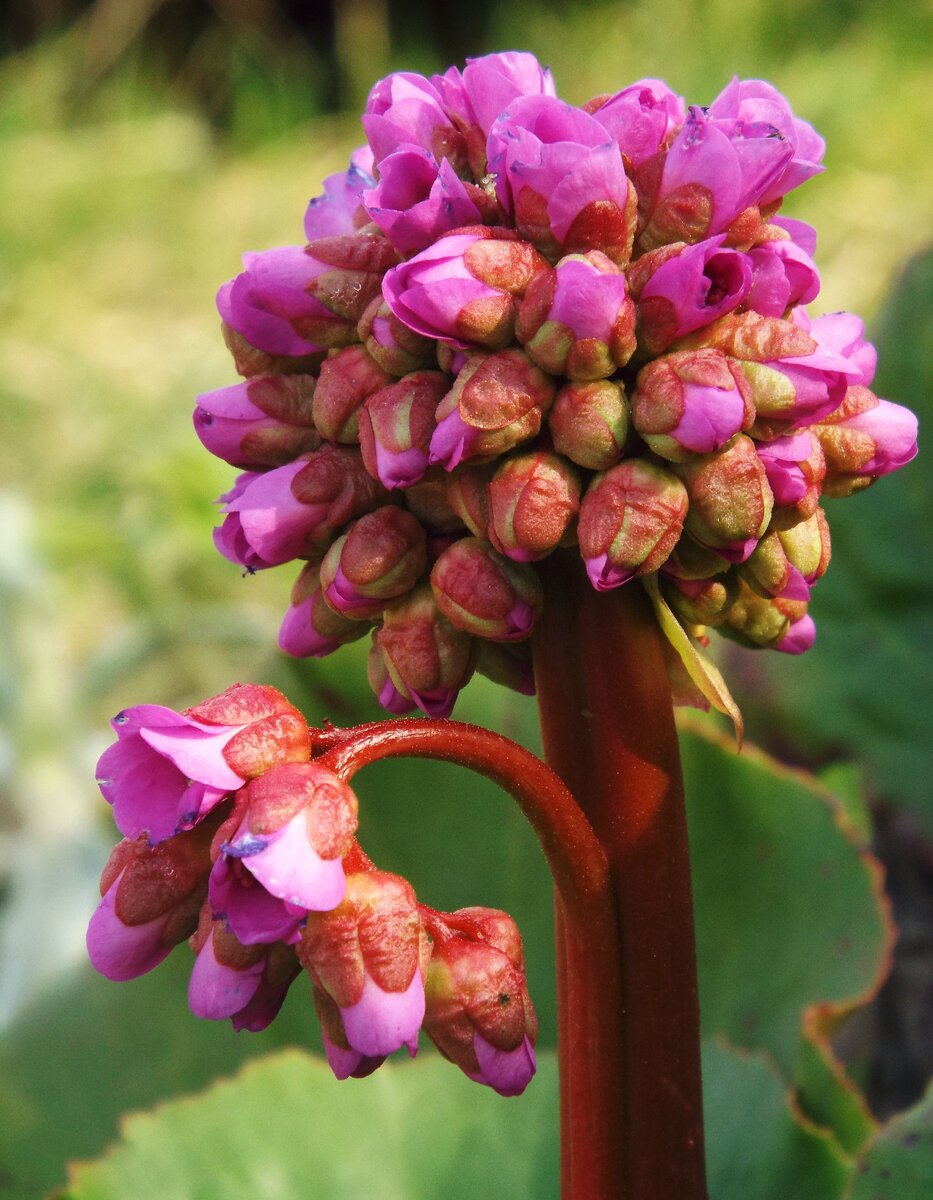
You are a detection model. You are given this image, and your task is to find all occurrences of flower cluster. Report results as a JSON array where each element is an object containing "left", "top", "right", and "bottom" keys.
[
  {"left": 87, "top": 684, "right": 537, "bottom": 1095},
  {"left": 197, "top": 53, "right": 918, "bottom": 717}
]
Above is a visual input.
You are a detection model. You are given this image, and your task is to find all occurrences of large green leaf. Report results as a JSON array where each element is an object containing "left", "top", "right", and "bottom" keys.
[
  {"left": 682, "top": 719, "right": 893, "bottom": 1075},
  {"left": 61, "top": 1050, "right": 559, "bottom": 1200},
  {"left": 732, "top": 250, "right": 933, "bottom": 828},
  {"left": 846, "top": 1079, "right": 933, "bottom": 1199}
]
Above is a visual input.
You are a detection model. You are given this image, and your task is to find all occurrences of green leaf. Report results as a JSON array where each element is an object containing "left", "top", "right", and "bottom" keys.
[
  {"left": 61, "top": 1050, "right": 559, "bottom": 1200},
  {"left": 703, "top": 1038, "right": 850, "bottom": 1200},
  {"left": 681, "top": 719, "right": 893, "bottom": 1075},
  {"left": 846, "top": 1079, "right": 933, "bottom": 1199}
]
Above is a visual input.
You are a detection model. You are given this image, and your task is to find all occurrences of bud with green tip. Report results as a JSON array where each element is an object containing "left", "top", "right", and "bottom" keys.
[
  {"left": 279, "top": 561, "right": 370, "bottom": 658},
  {"left": 676, "top": 434, "right": 773, "bottom": 562},
  {"left": 548, "top": 379, "right": 630, "bottom": 471},
  {"left": 813, "top": 385, "right": 918, "bottom": 497},
  {"left": 578, "top": 459, "right": 688, "bottom": 589},
  {"left": 358, "top": 370, "right": 448, "bottom": 490},
  {"left": 319, "top": 506, "right": 427, "bottom": 621},
  {"left": 662, "top": 572, "right": 740, "bottom": 626},
  {"left": 741, "top": 509, "right": 830, "bottom": 601},
  {"left": 312, "top": 345, "right": 394, "bottom": 443},
  {"left": 357, "top": 295, "right": 436, "bottom": 377}
]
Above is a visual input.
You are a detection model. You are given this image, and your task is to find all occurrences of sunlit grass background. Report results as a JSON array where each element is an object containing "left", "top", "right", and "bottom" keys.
[{"left": 0, "top": 1, "right": 930, "bottom": 1182}]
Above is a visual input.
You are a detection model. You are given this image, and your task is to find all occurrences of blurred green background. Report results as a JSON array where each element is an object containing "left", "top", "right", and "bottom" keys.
[{"left": 0, "top": 1, "right": 931, "bottom": 1195}]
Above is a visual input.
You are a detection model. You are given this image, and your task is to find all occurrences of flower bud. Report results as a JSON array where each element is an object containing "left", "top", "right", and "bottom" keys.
[
  {"left": 95, "top": 685, "right": 311, "bottom": 843},
  {"left": 578, "top": 459, "right": 688, "bottom": 588},
  {"left": 221, "top": 320, "right": 324, "bottom": 380},
  {"left": 363, "top": 71, "right": 464, "bottom": 168},
  {"left": 215, "top": 445, "right": 389, "bottom": 568},
  {"left": 631, "top": 349, "right": 754, "bottom": 461},
  {"left": 87, "top": 812, "right": 222, "bottom": 981},
  {"left": 745, "top": 234, "right": 820, "bottom": 317},
  {"left": 487, "top": 450, "right": 581, "bottom": 562},
  {"left": 216, "top": 246, "right": 332, "bottom": 359},
  {"left": 548, "top": 379, "right": 630, "bottom": 471},
  {"left": 293, "top": 229, "right": 399, "bottom": 348},
  {"left": 755, "top": 431, "right": 825, "bottom": 530},
  {"left": 362, "top": 145, "right": 484, "bottom": 255},
  {"left": 741, "top": 510, "right": 830, "bottom": 601},
  {"left": 382, "top": 228, "right": 548, "bottom": 350},
  {"left": 193, "top": 374, "right": 321, "bottom": 469},
  {"left": 635, "top": 236, "right": 751, "bottom": 356},
  {"left": 661, "top": 572, "right": 741, "bottom": 627},
  {"left": 430, "top": 537, "right": 543, "bottom": 640},
  {"left": 587, "top": 78, "right": 685, "bottom": 168},
  {"left": 429, "top": 349, "right": 556, "bottom": 470},
  {"left": 312, "top": 345, "right": 394, "bottom": 443},
  {"left": 486, "top": 95, "right": 637, "bottom": 265},
  {"left": 357, "top": 296, "right": 436, "bottom": 377},
  {"left": 299, "top": 870, "right": 427, "bottom": 1060},
  {"left": 402, "top": 476, "right": 466, "bottom": 534},
  {"left": 813, "top": 386, "right": 919, "bottom": 497},
  {"left": 188, "top": 905, "right": 300, "bottom": 1030},
  {"left": 720, "top": 578, "right": 811, "bottom": 650},
  {"left": 515, "top": 251, "right": 636, "bottom": 379},
  {"left": 474, "top": 639, "right": 536, "bottom": 696},
  {"left": 218, "top": 761, "right": 358, "bottom": 912},
  {"left": 445, "top": 461, "right": 496, "bottom": 537},
  {"left": 369, "top": 584, "right": 476, "bottom": 717},
  {"left": 279, "top": 561, "right": 370, "bottom": 659},
  {"left": 358, "top": 371, "right": 448, "bottom": 489},
  {"left": 319, "top": 507, "right": 427, "bottom": 620},
  {"left": 423, "top": 908, "right": 537, "bottom": 1096},
  {"left": 676, "top": 435, "right": 774, "bottom": 561}
]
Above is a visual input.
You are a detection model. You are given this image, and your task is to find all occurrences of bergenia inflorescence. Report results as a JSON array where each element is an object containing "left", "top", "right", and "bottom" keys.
[
  {"left": 88, "top": 683, "right": 538, "bottom": 1094},
  {"left": 198, "top": 53, "right": 917, "bottom": 717}
]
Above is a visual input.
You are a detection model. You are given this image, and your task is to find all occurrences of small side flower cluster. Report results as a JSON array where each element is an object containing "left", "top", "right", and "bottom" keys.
[
  {"left": 87, "top": 684, "right": 537, "bottom": 1096},
  {"left": 197, "top": 53, "right": 918, "bottom": 716}
]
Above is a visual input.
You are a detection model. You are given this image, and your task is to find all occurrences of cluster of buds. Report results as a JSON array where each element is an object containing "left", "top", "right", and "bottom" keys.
[
  {"left": 196, "top": 53, "right": 917, "bottom": 714},
  {"left": 87, "top": 684, "right": 537, "bottom": 1095}
]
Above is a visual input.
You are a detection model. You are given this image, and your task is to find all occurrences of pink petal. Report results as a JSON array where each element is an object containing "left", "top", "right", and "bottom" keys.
[
  {"left": 86, "top": 877, "right": 173, "bottom": 981},
  {"left": 188, "top": 931, "right": 264, "bottom": 1020},
  {"left": 230, "top": 812, "right": 348, "bottom": 911},
  {"left": 340, "top": 971, "right": 425, "bottom": 1058}
]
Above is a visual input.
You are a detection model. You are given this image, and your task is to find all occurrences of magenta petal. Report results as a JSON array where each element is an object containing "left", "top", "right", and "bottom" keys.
[
  {"left": 670, "top": 385, "right": 746, "bottom": 454},
  {"left": 233, "top": 812, "right": 348, "bottom": 911},
  {"left": 584, "top": 552, "right": 636, "bottom": 592},
  {"left": 188, "top": 932, "right": 264, "bottom": 1020},
  {"left": 139, "top": 725, "right": 242, "bottom": 792},
  {"left": 322, "top": 1034, "right": 386, "bottom": 1080},
  {"left": 775, "top": 614, "right": 816, "bottom": 655},
  {"left": 86, "top": 878, "right": 173, "bottom": 981},
  {"left": 373, "top": 441, "right": 430, "bottom": 490},
  {"left": 209, "top": 858, "right": 305, "bottom": 944},
  {"left": 230, "top": 971, "right": 296, "bottom": 1032},
  {"left": 96, "top": 737, "right": 191, "bottom": 842},
  {"left": 279, "top": 597, "right": 342, "bottom": 659},
  {"left": 428, "top": 410, "right": 481, "bottom": 470},
  {"left": 378, "top": 679, "right": 417, "bottom": 715},
  {"left": 340, "top": 971, "right": 425, "bottom": 1058},
  {"left": 470, "top": 1032, "right": 537, "bottom": 1097}
]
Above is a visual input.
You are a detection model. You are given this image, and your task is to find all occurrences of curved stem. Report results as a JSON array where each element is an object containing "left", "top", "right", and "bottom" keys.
[
  {"left": 533, "top": 552, "right": 708, "bottom": 1200},
  {"left": 316, "top": 717, "right": 625, "bottom": 1194}
]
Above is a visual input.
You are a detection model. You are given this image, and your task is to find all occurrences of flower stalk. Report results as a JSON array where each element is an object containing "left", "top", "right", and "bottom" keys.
[{"left": 534, "top": 550, "right": 708, "bottom": 1199}]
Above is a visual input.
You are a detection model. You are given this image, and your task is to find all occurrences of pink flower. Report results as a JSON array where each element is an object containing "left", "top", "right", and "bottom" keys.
[
  {"left": 217, "top": 246, "right": 332, "bottom": 358},
  {"left": 437, "top": 51, "right": 557, "bottom": 136},
  {"left": 193, "top": 374, "right": 319, "bottom": 469},
  {"left": 303, "top": 147, "right": 375, "bottom": 240},
  {"left": 381, "top": 227, "right": 547, "bottom": 349},
  {"left": 218, "top": 761, "right": 358, "bottom": 912},
  {"left": 486, "top": 95, "right": 636, "bottom": 264},
  {"left": 359, "top": 370, "right": 447, "bottom": 490},
  {"left": 745, "top": 237, "right": 820, "bottom": 317},
  {"left": 363, "top": 72, "right": 461, "bottom": 168},
  {"left": 589, "top": 78, "right": 685, "bottom": 167},
  {"left": 362, "top": 145, "right": 483, "bottom": 255},
  {"left": 636, "top": 236, "right": 752, "bottom": 354},
  {"left": 94, "top": 686, "right": 311, "bottom": 843}
]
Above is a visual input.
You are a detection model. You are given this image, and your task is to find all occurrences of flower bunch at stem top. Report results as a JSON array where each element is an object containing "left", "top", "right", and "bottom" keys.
[
  {"left": 87, "top": 683, "right": 538, "bottom": 1096},
  {"left": 195, "top": 52, "right": 918, "bottom": 718}
]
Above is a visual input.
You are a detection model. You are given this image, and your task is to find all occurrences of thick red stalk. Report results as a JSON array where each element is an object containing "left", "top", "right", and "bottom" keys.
[{"left": 533, "top": 552, "right": 708, "bottom": 1199}]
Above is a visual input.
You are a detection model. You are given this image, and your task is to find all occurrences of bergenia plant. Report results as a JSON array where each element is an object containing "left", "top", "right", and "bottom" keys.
[{"left": 89, "top": 52, "right": 917, "bottom": 1197}]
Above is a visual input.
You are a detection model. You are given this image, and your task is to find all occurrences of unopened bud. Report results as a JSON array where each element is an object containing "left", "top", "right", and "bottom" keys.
[
  {"left": 661, "top": 572, "right": 740, "bottom": 626},
  {"left": 445, "top": 461, "right": 497, "bottom": 537},
  {"left": 741, "top": 510, "right": 830, "bottom": 600},
  {"left": 487, "top": 450, "right": 581, "bottom": 562},
  {"left": 578, "top": 459, "right": 688, "bottom": 589},
  {"left": 358, "top": 296, "right": 436, "bottom": 376},
  {"left": 756, "top": 431, "right": 826, "bottom": 529},
  {"left": 475, "top": 639, "right": 536, "bottom": 696},
  {"left": 312, "top": 345, "right": 394, "bottom": 443},
  {"left": 430, "top": 537, "right": 543, "bottom": 640},
  {"left": 279, "top": 561, "right": 370, "bottom": 659},
  {"left": 429, "top": 349, "right": 556, "bottom": 470},
  {"left": 548, "top": 379, "right": 630, "bottom": 471},
  {"left": 319, "top": 506, "right": 427, "bottom": 620},
  {"left": 676, "top": 435, "right": 773, "bottom": 561},
  {"left": 721, "top": 578, "right": 811, "bottom": 650},
  {"left": 359, "top": 371, "right": 448, "bottom": 490},
  {"left": 369, "top": 585, "right": 477, "bottom": 717}
]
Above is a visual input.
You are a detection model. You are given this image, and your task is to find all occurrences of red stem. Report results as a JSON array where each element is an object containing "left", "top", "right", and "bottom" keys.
[
  {"left": 316, "top": 717, "right": 626, "bottom": 1194},
  {"left": 533, "top": 552, "right": 708, "bottom": 1200}
]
